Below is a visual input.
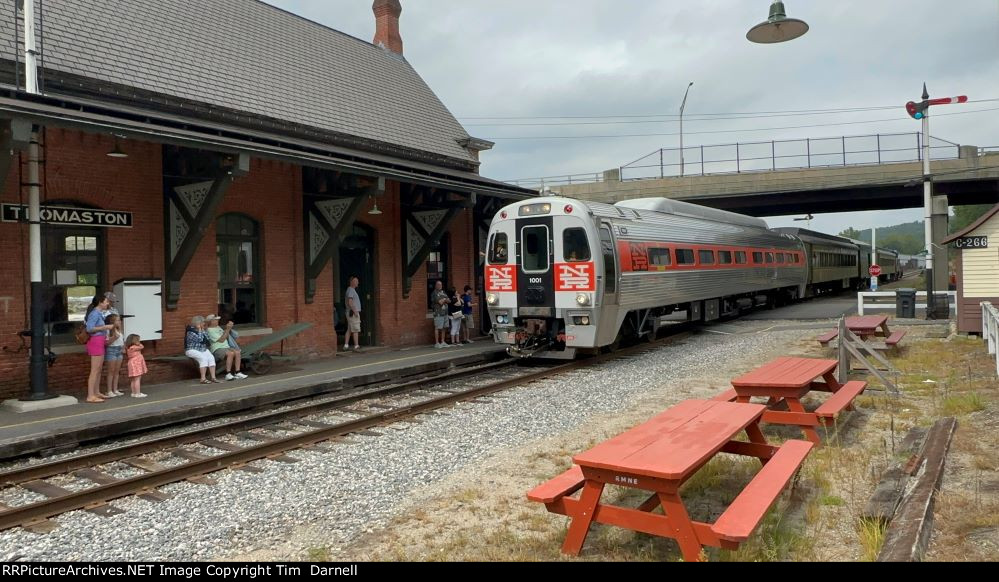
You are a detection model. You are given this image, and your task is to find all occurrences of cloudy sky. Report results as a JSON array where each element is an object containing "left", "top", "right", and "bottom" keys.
[{"left": 264, "top": 0, "right": 999, "bottom": 235}]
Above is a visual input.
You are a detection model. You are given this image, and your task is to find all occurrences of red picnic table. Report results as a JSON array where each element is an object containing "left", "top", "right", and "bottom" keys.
[
  {"left": 719, "top": 357, "right": 867, "bottom": 444},
  {"left": 817, "top": 315, "right": 906, "bottom": 348},
  {"left": 527, "top": 399, "right": 813, "bottom": 562}
]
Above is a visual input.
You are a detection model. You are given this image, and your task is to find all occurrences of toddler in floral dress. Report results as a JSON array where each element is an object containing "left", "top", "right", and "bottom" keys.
[{"left": 125, "top": 334, "right": 148, "bottom": 398}]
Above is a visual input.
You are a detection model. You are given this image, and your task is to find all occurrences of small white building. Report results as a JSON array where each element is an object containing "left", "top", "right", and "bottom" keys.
[{"left": 942, "top": 203, "right": 999, "bottom": 333}]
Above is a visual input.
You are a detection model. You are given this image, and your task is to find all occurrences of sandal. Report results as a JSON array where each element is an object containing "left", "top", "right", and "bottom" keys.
[
  {"left": 211, "top": 378, "right": 223, "bottom": 384},
  {"left": 200, "top": 379, "right": 212, "bottom": 385},
  {"left": 84, "top": 397, "right": 104, "bottom": 404}
]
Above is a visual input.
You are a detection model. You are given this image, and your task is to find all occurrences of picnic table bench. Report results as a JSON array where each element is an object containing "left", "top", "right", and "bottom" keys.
[
  {"left": 718, "top": 357, "right": 867, "bottom": 444},
  {"left": 527, "top": 399, "right": 814, "bottom": 562},
  {"left": 150, "top": 322, "right": 313, "bottom": 375},
  {"left": 817, "top": 316, "right": 906, "bottom": 349}
]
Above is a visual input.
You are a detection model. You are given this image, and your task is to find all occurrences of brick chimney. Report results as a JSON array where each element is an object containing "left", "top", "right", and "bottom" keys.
[{"left": 372, "top": 0, "right": 403, "bottom": 55}]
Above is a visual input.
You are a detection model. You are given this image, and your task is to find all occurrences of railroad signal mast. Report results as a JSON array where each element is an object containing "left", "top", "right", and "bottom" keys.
[{"left": 906, "top": 84, "right": 968, "bottom": 319}]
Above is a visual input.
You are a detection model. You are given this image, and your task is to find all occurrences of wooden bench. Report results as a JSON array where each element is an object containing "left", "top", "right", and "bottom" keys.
[
  {"left": 150, "top": 322, "right": 313, "bottom": 375},
  {"left": 526, "top": 466, "right": 585, "bottom": 505},
  {"left": 816, "top": 330, "right": 839, "bottom": 346},
  {"left": 815, "top": 380, "right": 867, "bottom": 422},
  {"left": 712, "top": 388, "right": 739, "bottom": 402},
  {"left": 711, "top": 440, "right": 814, "bottom": 543},
  {"left": 885, "top": 330, "right": 907, "bottom": 347}
]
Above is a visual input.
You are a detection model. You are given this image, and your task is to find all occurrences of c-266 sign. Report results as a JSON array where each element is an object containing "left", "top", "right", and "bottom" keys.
[{"left": 953, "top": 236, "right": 988, "bottom": 249}]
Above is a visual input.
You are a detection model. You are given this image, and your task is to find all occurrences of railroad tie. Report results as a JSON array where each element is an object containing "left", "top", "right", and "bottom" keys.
[
  {"left": 72, "top": 467, "right": 173, "bottom": 503},
  {"left": 21, "top": 480, "right": 123, "bottom": 517},
  {"left": 169, "top": 449, "right": 265, "bottom": 474}
]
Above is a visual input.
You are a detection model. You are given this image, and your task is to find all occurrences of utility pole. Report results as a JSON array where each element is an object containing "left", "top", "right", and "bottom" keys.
[
  {"left": 906, "top": 84, "right": 967, "bottom": 319},
  {"left": 679, "top": 82, "right": 693, "bottom": 177},
  {"left": 22, "top": 0, "right": 53, "bottom": 401}
]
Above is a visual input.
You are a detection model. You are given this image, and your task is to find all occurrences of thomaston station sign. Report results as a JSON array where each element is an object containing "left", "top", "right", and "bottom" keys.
[{"left": 1, "top": 203, "right": 133, "bottom": 228}]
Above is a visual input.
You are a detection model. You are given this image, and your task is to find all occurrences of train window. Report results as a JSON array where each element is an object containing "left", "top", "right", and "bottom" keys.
[
  {"left": 719, "top": 251, "right": 733, "bottom": 265},
  {"left": 488, "top": 233, "right": 509, "bottom": 264},
  {"left": 784, "top": 253, "right": 793, "bottom": 264},
  {"left": 698, "top": 250, "right": 715, "bottom": 265},
  {"left": 766, "top": 252, "right": 775, "bottom": 264},
  {"left": 599, "top": 225, "right": 616, "bottom": 293},
  {"left": 776, "top": 254, "right": 785, "bottom": 264},
  {"left": 648, "top": 248, "right": 671, "bottom": 267},
  {"left": 521, "top": 226, "right": 550, "bottom": 273},
  {"left": 735, "top": 251, "right": 748, "bottom": 264},
  {"left": 752, "top": 252, "right": 763, "bottom": 264},
  {"left": 676, "top": 249, "right": 695, "bottom": 265},
  {"left": 562, "top": 228, "right": 591, "bottom": 262}
]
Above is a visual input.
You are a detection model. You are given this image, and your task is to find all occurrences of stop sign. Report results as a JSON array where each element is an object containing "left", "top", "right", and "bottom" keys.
[{"left": 869, "top": 265, "right": 882, "bottom": 277}]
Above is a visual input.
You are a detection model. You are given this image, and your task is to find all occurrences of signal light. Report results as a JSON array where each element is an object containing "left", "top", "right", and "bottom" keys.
[{"left": 906, "top": 100, "right": 927, "bottom": 120}]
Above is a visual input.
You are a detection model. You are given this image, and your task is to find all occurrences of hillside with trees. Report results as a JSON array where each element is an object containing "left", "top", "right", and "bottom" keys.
[{"left": 837, "top": 205, "right": 994, "bottom": 254}]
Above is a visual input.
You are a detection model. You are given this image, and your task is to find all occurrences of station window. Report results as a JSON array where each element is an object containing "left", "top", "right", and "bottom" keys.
[
  {"left": 735, "top": 251, "right": 748, "bottom": 265},
  {"left": 698, "top": 250, "right": 715, "bottom": 265},
  {"left": 562, "top": 228, "right": 590, "bottom": 262},
  {"left": 718, "top": 251, "right": 733, "bottom": 265},
  {"left": 425, "top": 234, "right": 450, "bottom": 312},
  {"left": 217, "top": 213, "right": 261, "bottom": 325},
  {"left": 648, "top": 248, "right": 672, "bottom": 267},
  {"left": 676, "top": 249, "right": 695, "bottom": 265},
  {"left": 752, "top": 252, "right": 763, "bottom": 264},
  {"left": 488, "top": 232, "right": 508, "bottom": 264},
  {"left": 42, "top": 227, "right": 104, "bottom": 339}
]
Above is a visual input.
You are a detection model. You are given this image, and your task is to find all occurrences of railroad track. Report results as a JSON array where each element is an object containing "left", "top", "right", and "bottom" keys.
[{"left": 0, "top": 330, "right": 689, "bottom": 534}]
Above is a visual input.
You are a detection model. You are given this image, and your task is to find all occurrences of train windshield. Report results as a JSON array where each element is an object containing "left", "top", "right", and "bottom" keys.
[
  {"left": 562, "top": 228, "right": 591, "bottom": 262},
  {"left": 488, "top": 233, "right": 509, "bottom": 264},
  {"left": 521, "top": 226, "right": 550, "bottom": 273}
]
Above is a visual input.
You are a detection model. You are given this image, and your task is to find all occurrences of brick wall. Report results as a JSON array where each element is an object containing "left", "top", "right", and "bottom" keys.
[{"left": 0, "top": 129, "right": 477, "bottom": 400}]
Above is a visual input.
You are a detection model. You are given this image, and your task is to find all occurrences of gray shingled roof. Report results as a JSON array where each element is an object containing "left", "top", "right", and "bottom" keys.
[{"left": 0, "top": 0, "right": 476, "bottom": 165}]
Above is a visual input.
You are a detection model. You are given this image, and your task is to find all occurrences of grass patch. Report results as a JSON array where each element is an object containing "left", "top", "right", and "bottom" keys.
[
  {"left": 941, "top": 392, "right": 986, "bottom": 416},
  {"left": 857, "top": 518, "right": 887, "bottom": 562},
  {"left": 720, "top": 509, "right": 810, "bottom": 562},
  {"left": 819, "top": 494, "right": 846, "bottom": 507},
  {"left": 306, "top": 546, "right": 331, "bottom": 562}
]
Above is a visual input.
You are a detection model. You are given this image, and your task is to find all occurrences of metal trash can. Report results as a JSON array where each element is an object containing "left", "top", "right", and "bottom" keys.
[{"left": 896, "top": 289, "right": 917, "bottom": 319}]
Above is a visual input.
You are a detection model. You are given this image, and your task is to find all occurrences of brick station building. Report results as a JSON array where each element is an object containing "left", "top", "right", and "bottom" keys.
[{"left": 0, "top": 0, "right": 530, "bottom": 400}]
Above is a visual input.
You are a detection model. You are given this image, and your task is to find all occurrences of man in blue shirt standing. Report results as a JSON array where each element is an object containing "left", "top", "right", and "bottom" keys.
[{"left": 460, "top": 285, "right": 476, "bottom": 344}]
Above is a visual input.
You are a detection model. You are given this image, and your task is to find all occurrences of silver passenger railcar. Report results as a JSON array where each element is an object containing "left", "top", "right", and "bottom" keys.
[{"left": 485, "top": 197, "right": 808, "bottom": 358}]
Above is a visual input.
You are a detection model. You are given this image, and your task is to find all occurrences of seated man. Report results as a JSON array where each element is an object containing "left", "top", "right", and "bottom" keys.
[{"left": 204, "top": 314, "right": 247, "bottom": 381}]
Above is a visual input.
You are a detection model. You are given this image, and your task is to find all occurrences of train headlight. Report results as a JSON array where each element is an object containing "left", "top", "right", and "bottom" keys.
[
  {"left": 575, "top": 293, "right": 591, "bottom": 306},
  {"left": 487, "top": 293, "right": 499, "bottom": 306}
]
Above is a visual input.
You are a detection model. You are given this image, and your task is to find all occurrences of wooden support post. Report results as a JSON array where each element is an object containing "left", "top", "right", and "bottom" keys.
[
  {"left": 164, "top": 153, "right": 250, "bottom": 310},
  {"left": 401, "top": 193, "right": 471, "bottom": 298}
]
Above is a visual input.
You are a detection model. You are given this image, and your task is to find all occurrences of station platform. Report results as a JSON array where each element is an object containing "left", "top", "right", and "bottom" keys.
[{"left": 0, "top": 341, "right": 507, "bottom": 461}]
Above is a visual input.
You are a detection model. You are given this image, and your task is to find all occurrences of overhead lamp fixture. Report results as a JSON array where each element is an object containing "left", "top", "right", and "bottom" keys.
[
  {"left": 368, "top": 196, "right": 383, "bottom": 215},
  {"left": 747, "top": 1, "right": 809, "bottom": 44},
  {"left": 106, "top": 136, "right": 128, "bottom": 158}
]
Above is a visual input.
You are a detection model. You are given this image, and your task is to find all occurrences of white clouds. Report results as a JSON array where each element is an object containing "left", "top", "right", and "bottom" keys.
[{"left": 265, "top": 0, "right": 998, "bottom": 233}]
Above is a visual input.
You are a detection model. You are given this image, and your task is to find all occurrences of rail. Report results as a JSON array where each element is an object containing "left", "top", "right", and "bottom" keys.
[
  {"left": 982, "top": 302, "right": 999, "bottom": 377},
  {"left": 506, "top": 172, "right": 605, "bottom": 189},
  {"left": 621, "top": 132, "right": 961, "bottom": 181},
  {"left": 857, "top": 291, "right": 956, "bottom": 317}
]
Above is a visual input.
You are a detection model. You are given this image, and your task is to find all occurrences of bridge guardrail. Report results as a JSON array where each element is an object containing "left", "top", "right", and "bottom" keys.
[
  {"left": 857, "top": 291, "right": 956, "bottom": 317},
  {"left": 983, "top": 302, "right": 999, "bottom": 377}
]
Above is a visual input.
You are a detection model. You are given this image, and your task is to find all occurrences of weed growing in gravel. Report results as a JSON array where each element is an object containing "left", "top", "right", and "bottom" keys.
[
  {"left": 856, "top": 518, "right": 887, "bottom": 561},
  {"left": 941, "top": 393, "right": 986, "bottom": 416}
]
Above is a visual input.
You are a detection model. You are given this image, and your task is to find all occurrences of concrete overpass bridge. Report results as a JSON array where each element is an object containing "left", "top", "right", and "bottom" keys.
[
  {"left": 516, "top": 132, "right": 999, "bottom": 216},
  {"left": 511, "top": 131, "right": 999, "bottom": 295}
]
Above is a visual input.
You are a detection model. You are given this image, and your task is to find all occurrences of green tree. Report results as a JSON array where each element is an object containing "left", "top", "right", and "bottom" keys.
[
  {"left": 950, "top": 204, "right": 994, "bottom": 234},
  {"left": 839, "top": 227, "right": 863, "bottom": 240}
]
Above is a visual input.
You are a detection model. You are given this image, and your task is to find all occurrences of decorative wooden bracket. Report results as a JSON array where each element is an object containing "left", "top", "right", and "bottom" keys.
[
  {"left": 0, "top": 118, "right": 32, "bottom": 196},
  {"left": 303, "top": 176, "right": 384, "bottom": 304},
  {"left": 401, "top": 191, "right": 472, "bottom": 297},
  {"left": 163, "top": 153, "right": 250, "bottom": 310}
]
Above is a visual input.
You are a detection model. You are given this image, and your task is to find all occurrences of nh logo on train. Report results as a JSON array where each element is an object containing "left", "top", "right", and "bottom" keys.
[
  {"left": 556, "top": 263, "right": 595, "bottom": 291},
  {"left": 487, "top": 266, "right": 516, "bottom": 291}
]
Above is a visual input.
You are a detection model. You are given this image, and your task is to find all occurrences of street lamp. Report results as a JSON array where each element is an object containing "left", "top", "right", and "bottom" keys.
[
  {"left": 679, "top": 82, "right": 693, "bottom": 177},
  {"left": 747, "top": 1, "right": 809, "bottom": 44}
]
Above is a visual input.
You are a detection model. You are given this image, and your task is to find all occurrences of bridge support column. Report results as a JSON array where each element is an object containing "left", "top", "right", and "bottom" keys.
[{"left": 932, "top": 195, "right": 949, "bottom": 295}]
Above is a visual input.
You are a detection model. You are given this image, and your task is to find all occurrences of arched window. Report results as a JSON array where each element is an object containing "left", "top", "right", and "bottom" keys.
[{"left": 217, "top": 214, "right": 261, "bottom": 325}]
